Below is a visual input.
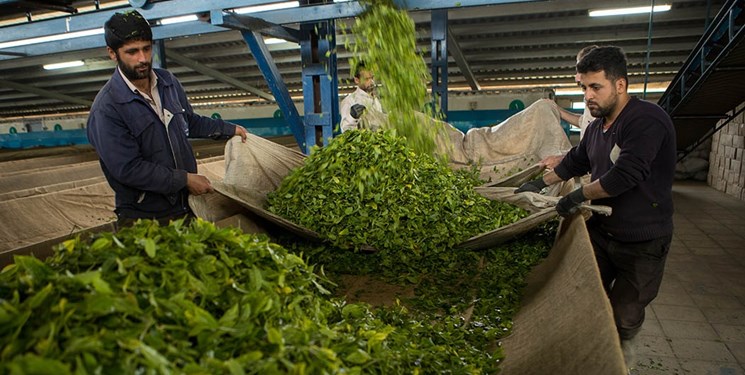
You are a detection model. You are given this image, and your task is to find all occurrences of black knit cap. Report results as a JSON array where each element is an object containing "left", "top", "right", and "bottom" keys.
[{"left": 104, "top": 10, "right": 152, "bottom": 51}]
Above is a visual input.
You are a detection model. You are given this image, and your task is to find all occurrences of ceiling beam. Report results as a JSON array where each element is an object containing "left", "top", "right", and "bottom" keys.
[
  {"left": 409, "top": 0, "right": 723, "bottom": 22},
  {"left": 447, "top": 26, "right": 479, "bottom": 90},
  {"left": 0, "top": 78, "right": 92, "bottom": 107},
  {"left": 165, "top": 49, "right": 274, "bottom": 101}
]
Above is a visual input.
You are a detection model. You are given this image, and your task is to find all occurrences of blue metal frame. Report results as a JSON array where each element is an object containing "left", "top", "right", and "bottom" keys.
[
  {"left": 431, "top": 9, "right": 448, "bottom": 120},
  {"left": 300, "top": 19, "right": 339, "bottom": 150},
  {"left": 152, "top": 39, "right": 166, "bottom": 69},
  {"left": 0, "top": 0, "right": 541, "bottom": 151},
  {"left": 0, "top": 0, "right": 538, "bottom": 59},
  {"left": 239, "top": 29, "right": 306, "bottom": 151}
]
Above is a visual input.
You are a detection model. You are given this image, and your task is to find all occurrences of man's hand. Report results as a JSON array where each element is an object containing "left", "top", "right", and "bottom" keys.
[
  {"left": 186, "top": 173, "right": 214, "bottom": 195},
  {"left": 350, "top": 104, "right": 366, "bottom": 119},
  {"left": 234, "top": 125, "right": 248, "bottom": 143},
  {"left": 515, "top": 177, "right": 548, "bottom": 194},
  {"left": 556, "top": 188, "right": 586, "bottom": 217},
  {"left": 540, "top": 154, "right": 564, "bottom": 169}
]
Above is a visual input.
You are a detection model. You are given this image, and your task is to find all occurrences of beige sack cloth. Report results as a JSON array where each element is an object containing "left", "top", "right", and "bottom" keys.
[
  {"left": 446, "top": 99, "right": 571, "bottom": 182},
  {"left": 500, "top": 213, "right": 626, "bottom": 374},
  {"left": 0, "top": 182, "right": 115, "bottom": 254},
  {"left": 360, "top": 99, "right": 571, "bottom": 182}
]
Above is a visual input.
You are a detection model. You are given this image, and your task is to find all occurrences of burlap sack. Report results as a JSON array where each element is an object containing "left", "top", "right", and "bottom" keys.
[{"left": 208, "top": 98, "right": 585, "bottom": 250}]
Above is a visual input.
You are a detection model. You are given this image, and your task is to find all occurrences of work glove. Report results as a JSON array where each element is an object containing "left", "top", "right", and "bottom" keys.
[
  {"left": 514, "top": 177, "right": 548, "bottom": 194},
  {"left": 350, "top": 104, "right": 366, "bottom": 119},
  {"left": 556, "top": 188, "right": 586, "bottom": 217}
]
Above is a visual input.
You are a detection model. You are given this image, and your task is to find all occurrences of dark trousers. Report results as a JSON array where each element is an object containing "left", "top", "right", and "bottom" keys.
[
  {"left": 588, "top": 223, "right": 672, "bottom": 340},
  {"left": 115, "top": 211, "right": 196, "bottom": 232}
]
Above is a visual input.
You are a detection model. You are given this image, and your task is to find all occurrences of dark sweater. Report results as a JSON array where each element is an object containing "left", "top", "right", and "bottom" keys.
[{"left": 554, "top": 97, "right": 676, "bottom": 242}]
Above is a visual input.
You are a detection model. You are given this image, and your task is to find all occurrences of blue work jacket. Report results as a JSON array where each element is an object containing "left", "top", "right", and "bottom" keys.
[{"left": 87, "top": 68, "right": 235, "bottom": 220}]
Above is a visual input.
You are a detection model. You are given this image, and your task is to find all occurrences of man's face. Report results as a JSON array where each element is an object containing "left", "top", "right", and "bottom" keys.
[
  {"left": 579, "top": 70, "right": 623, "bottom": 118},
  {"left": 108, "top": 40, "right": 153, "bottom": 81},
  {"left": 354, "top": 69, "right": 375, "bottom": 93}
]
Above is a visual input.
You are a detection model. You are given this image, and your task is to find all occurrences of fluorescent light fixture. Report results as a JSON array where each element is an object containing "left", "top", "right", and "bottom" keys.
[
  {"left": 571, "top": 102, "right": 586, "bottom": 110},
  {"left": 630, "top": 87, "right": 668, "bottom": 94},
  {"left": 264, "top": 37, "right": 288, "bottom": 44},
  {"left": 234, "top": 1, "right": 299, "bottom": 14},
  {"left": 0, "top": 28, "right": 103, "bottom": 50},
  {"left": 589, "top": 4, "right": 671, "bottom": 17},
  {"left": 556, "top": 87, "right": 668, "bottom": 96},
  {"left": 160, "top": 14, "right": 198, "bottom": 25},
  {"left": 43, "top": 60, "right": 85, "bottom": 70}
]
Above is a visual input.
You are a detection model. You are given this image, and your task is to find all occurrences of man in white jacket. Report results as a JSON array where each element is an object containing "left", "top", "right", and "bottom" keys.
[{"left": 340, "top": 62, "right": 383, "bottom": 132}]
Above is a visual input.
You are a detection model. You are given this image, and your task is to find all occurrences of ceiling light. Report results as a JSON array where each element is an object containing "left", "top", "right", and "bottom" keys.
[
  {"left": 160, "top": 14, "right": 198, "bottom": 25},
  {"left": 43, "top": 60, "right": 85, "bottom": 70},
  {"left": 571, "top": 102, "right": 586, "bottom": 109},
  {"left": 0, "top": 28, "right": 103, "bottom": 50},
  {"left": 264, "top": 38, "right": 289, "bottom": 44},
  {"left": 555, "top": 86, "right": 668, "bottom": 96},
  {"left": 589, "top": 4, "right": 671, "bottom": 17},
  {"left": 234, "top": 1, "right": 299, "bottom": 14}
]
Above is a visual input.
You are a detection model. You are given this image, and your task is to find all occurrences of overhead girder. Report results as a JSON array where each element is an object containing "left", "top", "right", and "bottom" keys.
[
  {"left": 447, "top": 26, "right": 480, "bottom": 90},
  {"left": 0, "top": 0, "right": 534, "bottom": 60},
  {"left": 165, "top": 49, "right": 274, "bottom": 101},
  {"left": 0, "top": 78, "right": 92, "bottom": 107}
]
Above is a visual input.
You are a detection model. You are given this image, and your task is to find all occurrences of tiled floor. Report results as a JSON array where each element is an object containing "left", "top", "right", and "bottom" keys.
[{"left": 631, "top": 181, "right": 745, "bottom": 375}]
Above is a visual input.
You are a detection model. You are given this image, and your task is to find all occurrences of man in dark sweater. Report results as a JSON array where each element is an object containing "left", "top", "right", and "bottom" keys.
[{"left": 516, "top": 46, "right": 676, "bottom": 370}]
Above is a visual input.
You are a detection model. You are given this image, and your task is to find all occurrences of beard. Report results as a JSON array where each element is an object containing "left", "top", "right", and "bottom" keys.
[
  {"left": 118, "top": 59, "right": 151, "bottom": 81},
  {"left": 587, "top": 103, "right": 610, "bottom": 118},
  {"left": 587, "top": 91, "right": 617, "bottom": 118},
  {"left": 360, "top": 84, "right": 375, "bottom": 95}
]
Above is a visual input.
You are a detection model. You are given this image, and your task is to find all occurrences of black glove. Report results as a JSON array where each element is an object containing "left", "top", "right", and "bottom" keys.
[
  {"left": 350, "top": 104, "right": 366, "bottom": 119},
  {"left": 556, "top": 188, "right": 586, "bottom": 217},
  {"left": 515, "top": 178, "right": 548, "bottom": 194}
]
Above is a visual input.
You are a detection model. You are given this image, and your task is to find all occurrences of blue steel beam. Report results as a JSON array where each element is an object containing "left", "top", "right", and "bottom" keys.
[
  {"left": 300, "top": 19, "right": 338, "bottom": 148},
  {"left": 240, "top": 30, "right": 307, "bottom": 152},
  {"left": 0, "top": 22, "right": 221, "bottom": 61},
  {"left": 447, "top": 26, "right": 480, "bottom": 90},
  {"left": 431, "top": 9, "right": 448, "bottom": 120},
  {"left": 215, "top": 13, "right": 301, "bottom": 43},
  {"left": 152, "top": 39, "right": 166, "bottom": 69},
  {"left": 0, "top": 0, "right": 537, "bottom": 45}
]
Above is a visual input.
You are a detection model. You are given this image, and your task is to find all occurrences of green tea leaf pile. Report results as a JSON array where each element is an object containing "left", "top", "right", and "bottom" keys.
[
  {"left": 267, "top": 130, "right": 528, "bottom": 261},
  {"left": 0, "top": 220, "right": 340, "bottom": 373},
  {"left": 0, "top": 219, "right": 552, "bottom": 374}
]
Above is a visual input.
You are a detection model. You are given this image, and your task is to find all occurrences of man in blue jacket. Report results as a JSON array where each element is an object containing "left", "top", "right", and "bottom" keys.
[
  {"left": 516, "top": 46, "right": 676, "bottom": 371},
  {"left": 87, "top": 10, "right": 248, "bottom": 228}
]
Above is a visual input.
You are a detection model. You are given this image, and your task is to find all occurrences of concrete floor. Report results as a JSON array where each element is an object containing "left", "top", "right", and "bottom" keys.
[{"left": 630, "top": 181, "right": 745, "bottom": 374}]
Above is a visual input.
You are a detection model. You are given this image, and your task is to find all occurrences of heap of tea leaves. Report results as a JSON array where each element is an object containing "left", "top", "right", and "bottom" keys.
[
  {"left": 266, "top": 130, "right": 529, "bottom": 276},
  {"left": 281, "top": 221, "right": 557, "bottom": 372},
  {"left": 0, "top": 219, "right": 550, "bottom": 374},
  {"left": 345, "top": 0, "right": 446, "bottom": 156}
]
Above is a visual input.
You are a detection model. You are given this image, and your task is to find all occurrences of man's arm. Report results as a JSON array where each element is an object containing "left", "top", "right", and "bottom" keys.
[
  {"left": 557, "top": 106, "right": 581, "bottom": 127},
  {"left": 339, "top": 96, "right": 359, "bottom": 132},
  {"left": 578, "top": 179, "right": 611, "bottom": 200},
  {"left": 171, "top": 76, "right": 244, "bottom": 140},
  {"left": 545, "top": 99, "right": 581, "bottom": 127},
  {"left": 87, "top": 108, "right": 187, "bottom": 195}
]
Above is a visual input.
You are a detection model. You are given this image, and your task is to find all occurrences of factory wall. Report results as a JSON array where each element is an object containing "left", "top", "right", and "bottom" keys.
[
  {"left": 708, "top": 100, "right": 745, "bottom": 201},
  {"left": 0, "top": 89, "right": 552, "bottom": 135}
]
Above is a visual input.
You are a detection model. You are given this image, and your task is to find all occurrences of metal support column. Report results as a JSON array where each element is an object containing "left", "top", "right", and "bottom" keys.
[
  {"left": 431, "top": 9, "right": 448, "bottom": 120},
  {"left": 240, "top": 30, "right": 306, "bottom": 151},
  {"left": 152, "top": 39, "right": 167, "bottom": 69},
  {"left": 299, "top": 0, "right": 338, "bottom": 149}
]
